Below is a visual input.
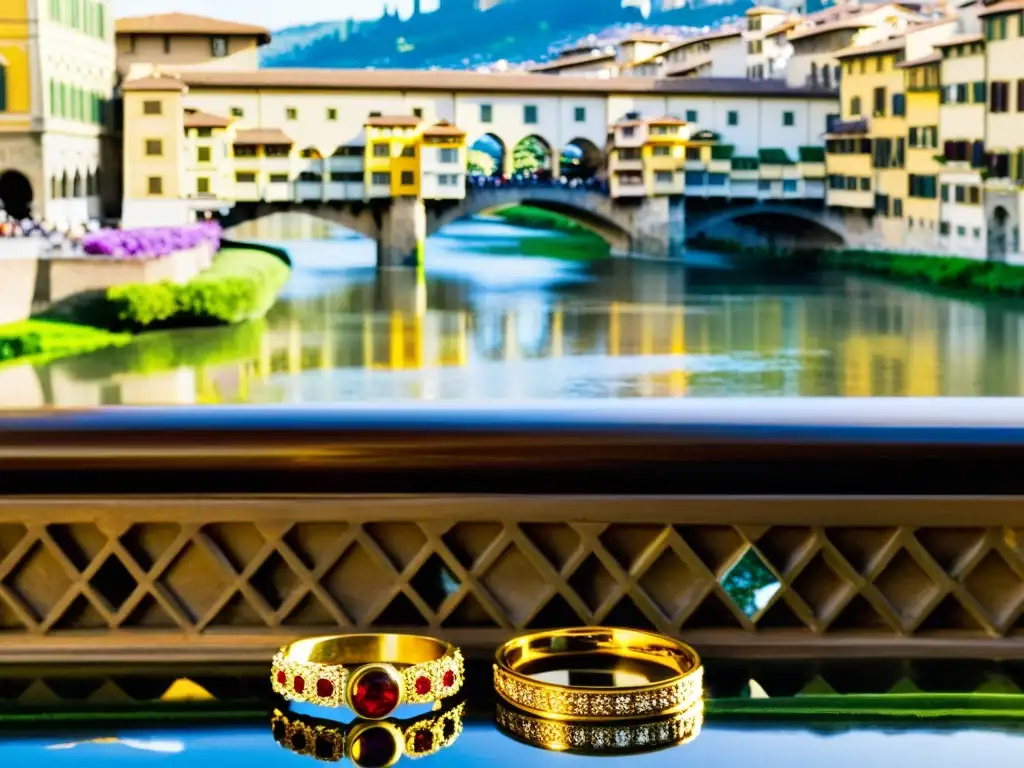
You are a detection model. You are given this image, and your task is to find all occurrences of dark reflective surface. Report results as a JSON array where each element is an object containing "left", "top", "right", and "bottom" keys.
[
  {"left": 3, "top": 659, "right": 1024, "bottom": 766},
  {"left": 6, "top": 215, "right": 1024, "bottom": 407}
]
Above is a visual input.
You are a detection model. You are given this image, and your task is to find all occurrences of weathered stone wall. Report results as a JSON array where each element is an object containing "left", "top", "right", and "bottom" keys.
[
  {"left": 0, "top": 242, "right": 44, "bottom": 324},
  {"left": 45, "top": 242, "right": 213, "bottom": 304},
  {"left": 378, "top": 196, "right": 427, "bottom": 268}
]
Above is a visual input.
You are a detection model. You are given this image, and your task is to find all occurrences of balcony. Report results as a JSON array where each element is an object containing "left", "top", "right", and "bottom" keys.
[{"left": 2, "top": 401, "right": 1024, "bottom": 659}]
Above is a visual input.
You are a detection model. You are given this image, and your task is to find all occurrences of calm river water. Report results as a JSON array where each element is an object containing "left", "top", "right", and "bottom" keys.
[{"left": 3, "top": 213, "right": 1024, "bottom": 407}]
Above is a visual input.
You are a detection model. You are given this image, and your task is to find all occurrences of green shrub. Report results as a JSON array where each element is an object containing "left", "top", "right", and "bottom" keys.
[
  {"left": 0, "top": 333, "right": 43, "bottom": 363},
  {"left": 104, "top": 247, "right": 291, "bottom": 332},
  {"left": 0, "top": 320, "right": 130, "bottom": 368}
]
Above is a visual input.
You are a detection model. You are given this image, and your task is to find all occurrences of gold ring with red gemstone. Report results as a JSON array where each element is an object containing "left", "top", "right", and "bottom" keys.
[{"left": 271, "top": 634, "right": 465, "bottom": 719}]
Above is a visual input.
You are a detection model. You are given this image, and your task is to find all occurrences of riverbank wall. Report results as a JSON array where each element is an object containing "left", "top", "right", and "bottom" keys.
[{"left": 689, "top": 235, "right": 1024, "bottom": 298}]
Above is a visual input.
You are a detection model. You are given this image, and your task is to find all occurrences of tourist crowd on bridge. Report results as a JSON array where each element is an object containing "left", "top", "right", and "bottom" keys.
[
  {"left": 468, "top": 171, "right": 609, "bottom": 194},
  {"left": 0, "top": 208, "right": 91, "bottom": 254}
]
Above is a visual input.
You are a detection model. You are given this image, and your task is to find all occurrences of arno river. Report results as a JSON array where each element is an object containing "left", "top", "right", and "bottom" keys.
[{"left": 3, "top": 214, "right": 1024, "bottom": 406}]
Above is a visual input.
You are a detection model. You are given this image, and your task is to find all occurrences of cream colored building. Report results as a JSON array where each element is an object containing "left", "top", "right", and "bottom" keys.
[
  {"left": 115, "top": 12, "right": 270, "bottom": 73},
  {"left": 744, "top": 6, "right": 796, "bottom": 79},
  {"left": 978, "top": 0, "right": 1024, "bottom": 259},
  {"left": 936, "top": 33, "right": 987, "bottom": 259},
  {"left": 787, "top": 2, "right": 923, "bottom": 89},
  {"left": 0, "top": 0, "right": 117, "bottom": 227}
]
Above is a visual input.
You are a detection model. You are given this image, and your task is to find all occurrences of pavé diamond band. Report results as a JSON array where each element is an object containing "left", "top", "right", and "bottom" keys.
[
  {"left": 493, "top": 627, "right": 703, "bottom": 721},
  {"left": 495, "top": 698, "right": 703, "bottom": 754},
  {"left": 270, "top": 701, "right": 465, "bottom": 766},
  {"left": 271, "top": 634, "right": 465, "bottom": 720}
]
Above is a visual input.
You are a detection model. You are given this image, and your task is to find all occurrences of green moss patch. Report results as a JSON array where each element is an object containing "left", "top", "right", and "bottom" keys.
[
  {"left": 821, "top": 249, "right": 1024, "bottom": 296},
  {"left": 492, "top": 206, "right": 611, "bottom": 260},
  {"left": 0, "top": 320, "right": 130, "bottom": 369}
]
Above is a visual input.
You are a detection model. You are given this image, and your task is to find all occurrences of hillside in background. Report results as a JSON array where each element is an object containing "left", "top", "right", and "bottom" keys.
[{"left": 260, "top": 0, "right": 788, "bottom": 71}]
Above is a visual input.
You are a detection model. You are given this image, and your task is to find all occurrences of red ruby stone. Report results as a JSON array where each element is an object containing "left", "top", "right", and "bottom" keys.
[
  {"left": 415, "top": 676, "right": 431, "bottom": 696},
  {"left": 413, "top": 730, "right": 434, "bottom": 753},
  {"left": 442, "top": 670, "right": 456, "bottom": 688},
  {"left": 293, "top": 675, "right": 305, "bottom": 694},
  {"left": 276, "top": 670, "right": 286, "bottom": 686},
  {"left": 317, "top": 678, "right": 334, "bottom": 698},
  {"left": 350, "top": 669, "right": 401, "bottom": 719}
]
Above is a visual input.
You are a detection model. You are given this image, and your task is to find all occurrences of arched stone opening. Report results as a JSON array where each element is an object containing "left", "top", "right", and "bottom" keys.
[
  {"left": 560, "top": 137, "right": 604, "bottom": 180},
  {"left": 468, "top": 133, "right": 506, "bottom": 178},
  {"left": 512, "top": 134, "right": 554, "bottom": 179},
  {"left": 991, "top": 205, "right": 1010, "bottom": 259},
  {"left": 515, "top": 196, "right": 628, "bottom": 253},
  {"left": 299, "top": 147, "right": 324, "bottom": 182},
  {"left": 51, "top": 176, "right": 61, "bottom": 200},
  {"left": 72, "top": 170, "right": 83, "bottom": 198},
  {"left": 0, "top": 170, "right": 34, "bottom": 220},
  {"left": 60, "top": 171, "right": 69, "bottom": 199},
  {"left": 690, "top": 208, "right": 845, "bottom": 251}
]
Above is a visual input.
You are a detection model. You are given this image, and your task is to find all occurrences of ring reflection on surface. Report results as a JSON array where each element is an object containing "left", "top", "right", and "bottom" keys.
[
  {"left": 495, "top": 699, "right": 703, "bottom": 754},
  {"left": 269, "top": 700, "right": 465, "bottom": 765},
  {"left": 494, "top": 627, "right": 703, "bottom": 721}
]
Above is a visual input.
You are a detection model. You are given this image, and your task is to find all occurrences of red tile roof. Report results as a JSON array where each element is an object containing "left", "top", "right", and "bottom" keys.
[
  {"left": 115, "top": 13, "right": 271, "bottom": 44},
  {"left": 234, "top": 128, "right": 293, "bottom": 145},
  {"left": 122, "top": 76, "right": 188, "bottom": 92}
]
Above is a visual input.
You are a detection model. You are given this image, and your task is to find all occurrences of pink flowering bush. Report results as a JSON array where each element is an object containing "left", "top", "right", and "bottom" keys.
[{"left": 82, "top": 222, "right": 221, "bottom": 259}]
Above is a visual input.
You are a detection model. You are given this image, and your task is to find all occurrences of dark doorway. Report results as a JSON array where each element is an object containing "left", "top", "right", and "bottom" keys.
[
  {"left": 991, "top": 206, "right": 1009, "bottom": 260},
  {"left": 0, "top": 170, "right": 33, "bottom": 220}
]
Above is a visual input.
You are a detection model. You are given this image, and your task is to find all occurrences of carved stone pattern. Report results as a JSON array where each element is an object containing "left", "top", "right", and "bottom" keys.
[{"left": 0, "top": 518, "right": 1021, "bottom": 649}]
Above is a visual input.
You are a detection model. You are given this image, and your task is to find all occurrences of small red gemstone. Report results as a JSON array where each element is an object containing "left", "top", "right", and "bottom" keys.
[
  {"left": 350, "top": 669, "right": 401, "bottom": 719},
  {"left": 293, "top": 675, "right": 305, "bottom": 694},
  {"left": 317, "top": 678, "right": 334, "bottom": 698},
  {"left": 276, "top": 670, "right": 286, "bottom": 685},
  {"left": 443, "top": 670, "right": 456, "bottom": 688},
  {"left": 415, "top": 676, "right": 431, "bottom": 696},
  {"left": 413, "top": 730, "right": 434, "bottom": 753}
]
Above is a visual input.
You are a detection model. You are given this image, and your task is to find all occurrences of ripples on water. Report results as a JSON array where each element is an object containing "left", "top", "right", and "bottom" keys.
[{"left": 4, "top": 213, "right": 1024, "bottom": 407}]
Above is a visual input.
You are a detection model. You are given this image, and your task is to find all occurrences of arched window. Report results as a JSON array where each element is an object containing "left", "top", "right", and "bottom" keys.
[{"left": 0, "top": 59, "right": 8, "bottom": 112}]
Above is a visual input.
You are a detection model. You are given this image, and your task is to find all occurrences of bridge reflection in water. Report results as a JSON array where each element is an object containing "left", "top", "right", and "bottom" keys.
[{"left": 6, "top": 271, "right": 1024, "bottom": 407}]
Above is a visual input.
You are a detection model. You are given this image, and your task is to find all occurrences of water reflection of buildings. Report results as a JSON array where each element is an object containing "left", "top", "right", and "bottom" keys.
[{"left": 7, "top": 277, "right": 1024, "bottom": 405}]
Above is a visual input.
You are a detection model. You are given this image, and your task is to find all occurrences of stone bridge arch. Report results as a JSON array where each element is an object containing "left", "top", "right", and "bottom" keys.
[
  {"left": 426, "top": 186, "right": 633, "bottom": 254},
  {"left": 687, "top": 203, "right": 847, "bottom": 247},
  {"left": 218, "top": 200, "right": 386, "bottom": 242}
]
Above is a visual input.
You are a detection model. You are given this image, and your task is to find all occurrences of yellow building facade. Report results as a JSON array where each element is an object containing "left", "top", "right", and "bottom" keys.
[
  {"left": 900, "top": 52, "right": 941, "bottom": 247},
  {"left": 830, "top": 38, "right": 908, "bottom": 247},
  {"left": 0, "top": 0, "right": 116, "bottom": 225},
  {"left": 122, "top": 77, "right": 187, "bottom": 203}
]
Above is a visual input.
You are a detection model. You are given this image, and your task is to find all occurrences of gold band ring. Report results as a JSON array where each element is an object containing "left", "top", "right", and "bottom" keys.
[
  {"left": 495, "top": 699, "right": 703, "bottom": 754},
  {"left": 271, "top": 634, "right": 465, "bottom": 720},
  {"left": 271, "top": 701, "right": 465, "bottom": 766},
  {"left": 493, "top": 627, "right": 702, "bottom": 721}
]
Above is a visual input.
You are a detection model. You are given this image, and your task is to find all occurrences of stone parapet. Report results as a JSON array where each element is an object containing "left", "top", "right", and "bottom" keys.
[{"left": 45, "top": 242, "right": 214, "bottom": 304}]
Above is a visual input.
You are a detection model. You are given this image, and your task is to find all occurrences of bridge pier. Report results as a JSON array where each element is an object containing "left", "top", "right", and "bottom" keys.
[
  {"left": 611, "top": 196, "right": 685, "bottom": 260},
  {"left": 378, "top": 196, "right": 427, "bottom": 269}
]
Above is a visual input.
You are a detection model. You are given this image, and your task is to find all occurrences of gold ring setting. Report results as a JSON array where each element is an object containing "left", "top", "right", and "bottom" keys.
[
  {"left": 493, "top": 627, "right": 703, "bottom": 722},
  {"left": 271, "top": 634, "right": 465, "bottom": 720}
]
